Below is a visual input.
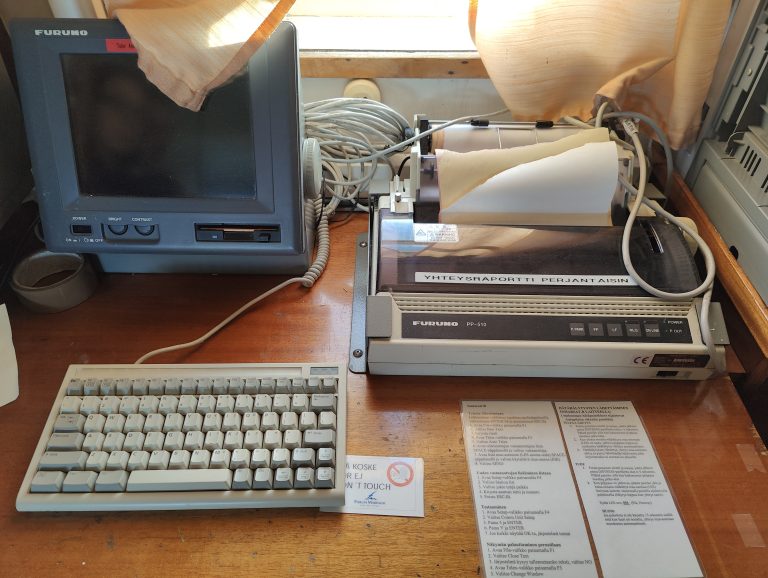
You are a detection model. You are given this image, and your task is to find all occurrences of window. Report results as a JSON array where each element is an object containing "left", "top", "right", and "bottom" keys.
[{"left": 286, "top": 0, "right": 482, "bottom": 78}]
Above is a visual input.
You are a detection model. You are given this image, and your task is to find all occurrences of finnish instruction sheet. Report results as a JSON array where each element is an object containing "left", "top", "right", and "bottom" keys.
[
  {"left": 555, "top": 401, "right": 702, "bottom": 578},
  {"left": 461, "top": 401, "right": 597, "bottom": 578},
  {"left": 461, "top": 400, "right": 702, "bottom": 578}
]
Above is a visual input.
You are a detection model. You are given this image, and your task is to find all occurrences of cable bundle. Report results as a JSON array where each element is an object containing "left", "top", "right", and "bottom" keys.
[{"left": 304, "top": 98, "right": 411, "bottom": 212}]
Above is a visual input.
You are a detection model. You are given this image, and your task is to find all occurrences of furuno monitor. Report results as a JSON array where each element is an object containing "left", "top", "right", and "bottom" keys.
[{"left": 11, "top": 19, "right": 313, "bottom": 274}]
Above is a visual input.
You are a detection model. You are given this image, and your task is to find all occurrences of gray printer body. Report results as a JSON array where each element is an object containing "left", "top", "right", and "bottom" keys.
[{"left": 364, "top": 122, "right": 727, "bottom": 379}]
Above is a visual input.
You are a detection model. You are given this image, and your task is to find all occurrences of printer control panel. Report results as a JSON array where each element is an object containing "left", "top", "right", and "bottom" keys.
[{"left": 403, "top": 314, "right": 693, "bottom": 344}]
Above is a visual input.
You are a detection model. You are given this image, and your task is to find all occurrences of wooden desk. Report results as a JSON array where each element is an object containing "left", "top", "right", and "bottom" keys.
[{"left": 1, "top": 215, "right": 767, "bottom": 577}]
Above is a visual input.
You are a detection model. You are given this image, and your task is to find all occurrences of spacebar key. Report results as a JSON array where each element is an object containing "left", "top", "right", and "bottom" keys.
[{"left": 127, "top": 469, "right": 232, "bottom": 491}]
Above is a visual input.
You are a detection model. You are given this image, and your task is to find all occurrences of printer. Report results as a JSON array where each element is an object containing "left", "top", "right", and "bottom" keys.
[{"left": 361, "top": 121, "right": 728, "bottom": 380}]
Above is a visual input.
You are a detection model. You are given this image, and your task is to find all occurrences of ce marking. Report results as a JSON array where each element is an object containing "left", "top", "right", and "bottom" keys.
[{"left": 633, "top": 355, "right": 651, "bottom": 366}]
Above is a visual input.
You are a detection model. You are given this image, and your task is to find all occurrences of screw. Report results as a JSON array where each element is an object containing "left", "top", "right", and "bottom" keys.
[
  {"left": 359, "top": 241, "right": 368, "bottom": 248},
  {"left": 352, "top": 349, "right": 363, "bottom": 358}
]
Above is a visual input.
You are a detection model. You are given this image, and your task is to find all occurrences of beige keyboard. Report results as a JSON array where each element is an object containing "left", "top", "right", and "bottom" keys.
[{"left": 17, "top": 363, "right": 346, "bottom": 511}]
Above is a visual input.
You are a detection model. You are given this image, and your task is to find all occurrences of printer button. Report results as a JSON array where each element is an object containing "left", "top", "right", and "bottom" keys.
[
  {"left": 644, "top": 323, "right": 661, "bottom": 338},
  {"left": 588, "top": 323, "right": 604, "bottom": 337},
  {"left": 569, "top": 323, "right": 586, "bottom": 337},
  {"left": 625, "top": 323, "right": 642, "bottom": 338},
  {"left": 607, "top": 323, "right": 623, "bottom": 337}
]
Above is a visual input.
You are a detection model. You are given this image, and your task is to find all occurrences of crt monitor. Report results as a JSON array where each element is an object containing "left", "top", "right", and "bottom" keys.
[{"left": 10, "top": 18, "right": 313, "bottom": 274}]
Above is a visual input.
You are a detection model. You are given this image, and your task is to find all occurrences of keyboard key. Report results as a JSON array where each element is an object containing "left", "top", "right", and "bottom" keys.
[
  {"left": 53, "top": 414, "right": 87, "bottom": 433},
  {"left": 148, "top": 450, "right": 171, "bottom": 470},
  {"left": 275, "top": 378, "right": 291, "bottom": 394},
  {"left": 123, "top": 432, "right": 145, "bottom": 452},
  {"left": 85, "top": 451, "right": 109, "bottom": 472},
  {"left": 259, "top": 379, "right": 276, "bottom": 395},
  {"left": 317, "top": 448, "right": 336, "bottom": 467},
  {"left": 38, "top": 451, "right": 88, "bottom": 472},
  {"left": 274, "top": 467, "right": 293, "bottom": 489},
  {"left": 273, "top": 394, "right": 291, "bottom": 414},
  {"left": 177, "top": 395, "right": 198, "bottom": 415},
  {"left": 204, "top": 430, "right": 224, "bottom": 451},
  {"left": 80, "top": 396, "right": 101, "bottom": 416},
  {"left": 63, "top": 471, "right": 98, "bottom": 492},
  {"left": 310, "top": 394, "right": 336, "bottom": 412},
  {"left": 224, "top": 430, "right": 244, "bottom": 450},
  {"left": 183, "top": 431, "right": 205, "bottom": 451},
  {"left": 30, "top": 471, "right": 65, "bottom": 493},
  {"left": 263, "top": 430, "right": 282, "bottom": 450},
  {"left": 319, "top": 411, "right": 336, "bottom": 430},
  {"left": 316, "top": 467, "right": 335, "bottom": 488},
  {"left": 99, "top": 380, "right": 116, "bottom": 396},
  {"left": 47, "top": 432, "right": 85, "bottom": 451},
  {"left": 216, "top": 395, "right": 235, "bottom": 415},
  {"left": 304, "top": 429, "right": 336, "bottom": 449},
  {"left": 144, "top": 432, "right": 165, "bottom": 452},
  {"left": 181, "top": 379, "right": 198, "bottom": 395},
  {"left": 165, "top": 379, "right": 182, "bottom": 395},
  {"left": 66, "top": 379, "right": 84, "bottom": 396},
  {"left": 127, "top": 451, "right": 150, "bottom": 471},
  {"left": 234, "top": 395, "right": 253, "bottom": 414},
  {"left": 189, "top": 449, "right": 211, "bottom": 469},
  {"left": 127, "top": 469, "right": 232, "bottom": 491},
  {"left": 243, "top": 430, "right": 263, "bottom": 450},
  {"left": 212, "top": 378, "right": 229, "bottom": 395},
  {"left": 99, "top": 396, "right": 120, "bottom": 416},
  {"left": 115, "top": 379, "right": 132, "bottom": 396},
  {"left": 102, "top": 432, "right": 126, "bottom": 452},
  {"left": 182, "top": 413, "right": 203, "bottom": 433},
  {"left": 163, "top": 431, "right": 185, "bottom": 452},
  {"left": 210, "top": 449, "right": 231, "bottom": 469},
  {"left": 158, "top": 395, "right": 179, "bottom": 415},
  {"left": 124, "top": 413, "right": 145, "bottom": 433},
  {"left": 232, "top": 468, "right": 253, "bottom": 489},
  {"left": 283, "top": 429, "right": 302, "bottom": 450},
  {"left": 295, "top": 467, "right": 315, "bottom": 489},
  {"left": 95, "top": 470, "right": 129, "bottom": 492},
  {"left": 169, "top": 449, "right": 191, "bottom": 470},
  {"left": 106, "top": 450, "right": 130, "bottom": 470},
  {"left": 103, "top": 414, "right": 126, "bottom": 433},
  {"left": 59, "top": 396, "right": 82, "bottom": 414},
  {"left": 149, "top": 379, "right": 165, "bottom": 395},
  {"left": 252, "top": 467, "right": 273, "bottom": 489},
  {"left": 231, "top": 449, "right": 251, "bottom": 470},
  {"left": 271, "top": 448, "right": 290, "bottom": 468},
  {"left": 82, "top": 432, "right": 105, "bottom": 452},
  {"left": 228, "top": 378, "right": 245, "bottom": 395},
  {"left": 83, "top": 414, "right": 106, "bottom": 434},
  {"left": 118, "top": 396, "right": 140, "bottom": 416},
  {"left": 291, "top": 448, "right": 315, "bottom": 468},
  {"left": 143, "top": 413, "right": 164, "bottom": 433}
]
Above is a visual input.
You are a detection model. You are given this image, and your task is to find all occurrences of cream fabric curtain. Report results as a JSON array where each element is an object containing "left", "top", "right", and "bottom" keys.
[
  {"left": 470, "top": 0, "right": 731, "bottom": 149},
  {"left": 105, "top": 0, "right": 296, "bottom": 110}
]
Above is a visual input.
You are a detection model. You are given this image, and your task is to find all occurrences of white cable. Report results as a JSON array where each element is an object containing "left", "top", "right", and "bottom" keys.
[
  {"left": 134, "top": 198, "right": 330, "bottom": 364},
  {"left": 618, "top": 120, "right": 723, "bottom": 372}
]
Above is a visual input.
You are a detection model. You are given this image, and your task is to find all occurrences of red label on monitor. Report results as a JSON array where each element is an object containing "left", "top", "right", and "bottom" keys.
[{"left": 106, "top": 39, "right": 137, "bottom": 53}]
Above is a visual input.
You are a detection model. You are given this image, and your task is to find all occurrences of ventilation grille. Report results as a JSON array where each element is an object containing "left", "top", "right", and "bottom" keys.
[
  {"left": 392, "top": 294, "right": 692, "bottom": 317},
  {"left": 737, "top": 132, "right": 768, "bottom": 196}
]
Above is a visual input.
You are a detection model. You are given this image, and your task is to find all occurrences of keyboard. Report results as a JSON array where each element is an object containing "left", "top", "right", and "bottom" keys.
[{"left": 16, "top": 363, "right": 346, "bottom": 511}]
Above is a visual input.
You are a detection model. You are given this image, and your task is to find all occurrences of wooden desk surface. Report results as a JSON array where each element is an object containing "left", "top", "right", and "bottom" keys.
[{"left": 1, "top": 215, "right": 767, "bottom": 577}]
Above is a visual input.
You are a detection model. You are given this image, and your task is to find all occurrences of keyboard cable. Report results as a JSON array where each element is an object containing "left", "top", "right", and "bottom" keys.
[{"left": 134, "top": 197, "right": 330, "bottom": 364}]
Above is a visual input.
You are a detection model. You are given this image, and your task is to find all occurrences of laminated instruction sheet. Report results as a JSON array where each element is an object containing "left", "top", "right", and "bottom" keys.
[{"left": 460, "top": 400, "right": 702, "bottom": 578}]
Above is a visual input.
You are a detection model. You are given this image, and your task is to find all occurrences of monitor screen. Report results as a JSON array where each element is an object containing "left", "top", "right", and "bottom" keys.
[{"left": 61, "top": 54, "right": 257, "bottom": 200}]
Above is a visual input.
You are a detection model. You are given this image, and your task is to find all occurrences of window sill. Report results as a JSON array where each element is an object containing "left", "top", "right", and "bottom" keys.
[{"left": 299, "top": 51, "right": 487, "bottom": 78}]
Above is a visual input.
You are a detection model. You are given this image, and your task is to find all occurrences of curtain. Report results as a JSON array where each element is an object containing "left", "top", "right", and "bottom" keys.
[
  {"left": 105, "top": 0, "right": 296, "bottom": 110},
  {"left": 469, "top": 0, "right": 731, "bottom": 149}
]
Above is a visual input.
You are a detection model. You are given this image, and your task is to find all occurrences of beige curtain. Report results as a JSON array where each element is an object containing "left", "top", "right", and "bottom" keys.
[
  {"left": 470, "top": 0, "right": 731, "bottom": 149},
  {"left": 105, "top": 0, "right": 296, "bottom": 110}
]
